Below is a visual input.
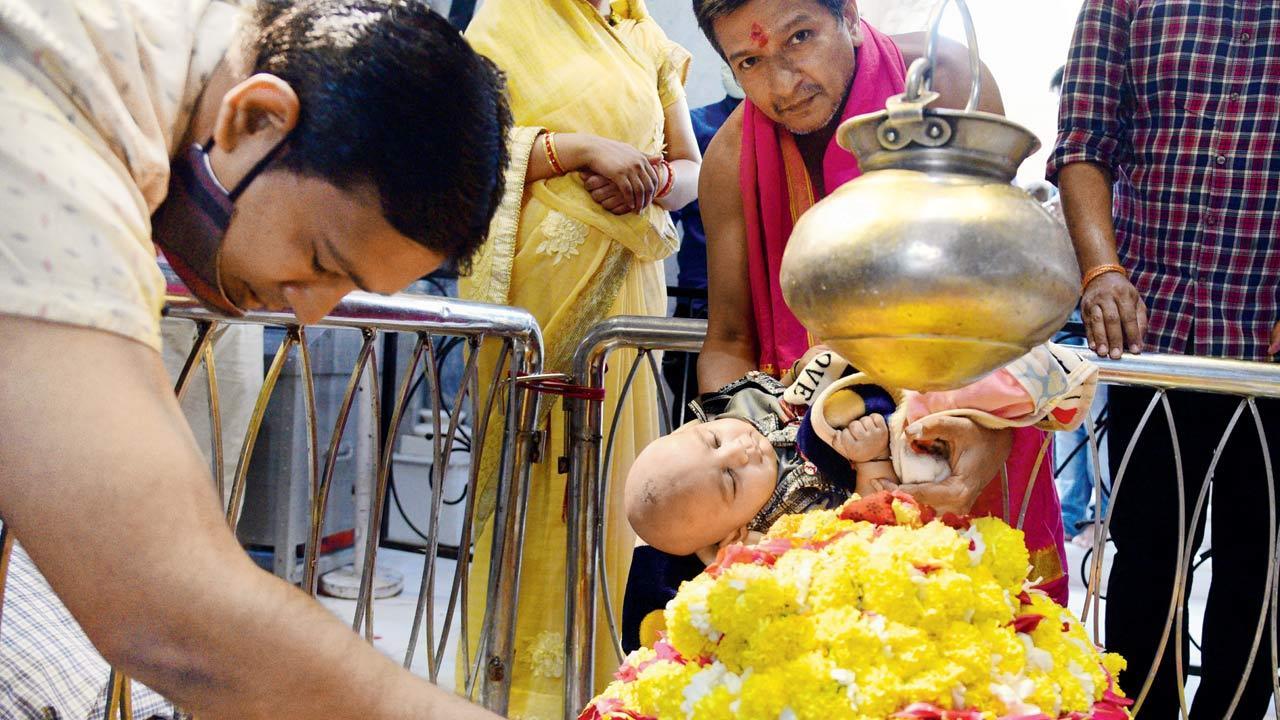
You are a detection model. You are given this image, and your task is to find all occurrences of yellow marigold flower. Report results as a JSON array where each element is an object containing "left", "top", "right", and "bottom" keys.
[{"left": 583, "top": 497, "right": 1130, "bottom": 720}]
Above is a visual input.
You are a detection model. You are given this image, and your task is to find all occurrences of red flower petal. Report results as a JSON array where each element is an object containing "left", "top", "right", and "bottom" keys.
[
  {"left": 1009, "top": 613, "right": 1046, "bottom": 634},
  {"left": 705, "top": 541, "right": 786, "bottom": 577}
]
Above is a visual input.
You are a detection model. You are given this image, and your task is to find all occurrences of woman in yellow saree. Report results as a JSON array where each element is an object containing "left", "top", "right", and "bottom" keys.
[{"left": 460, "top": 1, "right": 700, "bottom": 717}]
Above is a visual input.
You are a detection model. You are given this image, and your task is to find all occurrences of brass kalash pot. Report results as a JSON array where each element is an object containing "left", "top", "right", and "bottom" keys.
[{"left": 780, "top": 0, "right": 1078, "bottom": 391}]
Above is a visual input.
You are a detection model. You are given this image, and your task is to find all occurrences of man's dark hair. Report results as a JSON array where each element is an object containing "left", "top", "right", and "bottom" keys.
[
  {"left": 250, "top": 0, "right": 511, "bottom": 273},
  {"left": 693, "top": 0, "right": 846, "bottom": 56},
  {"left": 1050, "top": 65, "right": 1065, "bottom": 93}
]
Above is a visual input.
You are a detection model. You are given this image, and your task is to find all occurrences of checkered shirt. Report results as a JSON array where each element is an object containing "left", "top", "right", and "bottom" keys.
[
  {"left": 1, "top": 540, "right": 173, "bottom": 719},
  {"left": 1047, "top": 0, "right": 1280, "bottom": 361}
]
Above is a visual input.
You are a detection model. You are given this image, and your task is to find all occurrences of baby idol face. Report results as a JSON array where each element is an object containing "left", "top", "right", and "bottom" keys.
[
  {"left": 669, "top": 418, "right": 780, "bottom": 520},
  {"left": 626, "top": 417, "right": 780, "bottom": 556}
]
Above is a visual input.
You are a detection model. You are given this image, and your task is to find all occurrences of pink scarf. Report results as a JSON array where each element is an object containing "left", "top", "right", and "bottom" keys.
[{"left": 739, "top": 20, "right": 906, "bottom": 376}]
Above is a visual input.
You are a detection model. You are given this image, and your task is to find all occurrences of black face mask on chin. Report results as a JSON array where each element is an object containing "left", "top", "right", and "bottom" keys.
[{"left": 151, "top": 137, "right": 289, "bottom": 316}]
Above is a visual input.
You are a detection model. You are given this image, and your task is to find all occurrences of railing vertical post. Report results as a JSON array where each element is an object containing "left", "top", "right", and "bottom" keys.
[
  {"left": 562, "top": 317, "right": 707, "bottom": 717},
  {"left": 564, "top": 345, "right": 608, "bottom": 718},
  {"left": 479, "top": 334, "right": 544, "bottom": 713}
]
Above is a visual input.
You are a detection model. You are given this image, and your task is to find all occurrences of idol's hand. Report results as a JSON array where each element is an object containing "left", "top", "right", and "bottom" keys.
[
  {"left": 887, "top": 416, "right": 1012, "bottom": 514},
  {"left": 832, "top": 414, "right": 890, "bottom": 464},
  {"left": 1269, "top": 319, "right": 1280, "bottom": 356},
  {"left": 1082, "top": 271, "right": 1147, "bottom": 359},
  {"left": 581, "top": 136, "right": 659, "bottom": 212}
]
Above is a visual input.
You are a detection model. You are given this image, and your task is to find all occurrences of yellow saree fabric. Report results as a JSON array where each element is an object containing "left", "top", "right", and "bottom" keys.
[{"left": 459, "top": 2, "right": 689, "bottom": 717}]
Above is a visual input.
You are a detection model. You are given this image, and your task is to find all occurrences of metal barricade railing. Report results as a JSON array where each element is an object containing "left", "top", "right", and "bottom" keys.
[
  {"left": 0, "top": 290, "right": 544, "bottom": 717},
  {"left": 562, "top": 315, "right": 1280, "bottom": 719}
]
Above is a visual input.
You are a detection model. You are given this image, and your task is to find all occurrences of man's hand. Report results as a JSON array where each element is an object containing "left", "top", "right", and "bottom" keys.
[
  {"left": 1269, "top": 319, "right": 1280, "bottom": 356},
  {"left": 1082, "top": 271, "right": 1148, "bottom": 359},
  {"left": 887, "top": 416, "right": 1012, "bottom": 514},
  {"left": 832, "top": 414, "right": 890, "bottom": 464}
]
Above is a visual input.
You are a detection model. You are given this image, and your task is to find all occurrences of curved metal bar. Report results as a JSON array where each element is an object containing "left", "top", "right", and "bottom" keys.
[
  {"left": 1273, "top": 561, "right": 1279, "bottom": 719},
  {"left": 404, "top": 337, "right": 445, "bottom": 679},
  {"left": 353, "top": 333, "right": 427, "bottom": 637},
  {"left": 226, "top": 331, "right": 298, "bottom": 528},
  {"left": 352, "top": 341, "right": 382, "bottom": 641},
  {"left": 1015, "top": 433, "right": 1053, "bottom": 531},
  {"left": 302, "top": 329, "right": 376, "bottom": 596},
  {"left": 295, "top": 326, "right": 322, "bottom": 557},
  {"left": 1082, "top": 391, "right": 1162, "bottom": 631},
  {"left": 461, "top": 340, "right": 511, "bottom": 698},
  {"left": 105, "top": 669, "right": 132, "bottom": 719},
  {"left": 999, "top": 465, "right": 1010, "bottom": 524},
  {"left": 1222, "top": 398, "right": 1277, "bottom": 718},
  {"left": 173, "top": 320, "right": 217, "bottom": 402},
  {"left": 427, "top": 337, "right": 485, "bottom": 675},
  {"left": 918, "top": 0, "right": 982, "bottom": 112},
  {"left": 0, "top": 524, "right": 13, "bottom": 629},
  {"left": 1168, "top": 401, "right": 1243, "bottom": 718},
  {"left": 1129, "top": 392, "right": 1189, "bottom": 719},
  {"left": 1084, "top": 403, "right": 1108, "bottom": 643},
  {"left": 596, "top": 349, "right": 650, "bottom": 666},
  {"left": 646, "top": 349, "right": 674, "bottom": 437},
  {"left": 203, "top": 342, "right": 225, "bottom": 502}
]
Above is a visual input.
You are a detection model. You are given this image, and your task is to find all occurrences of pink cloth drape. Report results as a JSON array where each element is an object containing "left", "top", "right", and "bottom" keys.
[{"left": 739, "top": 19, "right": 906, "bottom": 375}]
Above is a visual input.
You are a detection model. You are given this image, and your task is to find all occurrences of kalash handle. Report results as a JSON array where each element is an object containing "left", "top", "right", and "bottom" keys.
[{"left": 875, "top": 0, "right": 982, "bottom": 153}]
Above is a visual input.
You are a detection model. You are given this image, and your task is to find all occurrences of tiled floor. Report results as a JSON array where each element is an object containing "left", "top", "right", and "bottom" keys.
[
  {"left": 329, "top": 528, "right": 1276, "bottom": 715},
  {"left": 317, "top": 550, "right": 465, "bottom": 692}
]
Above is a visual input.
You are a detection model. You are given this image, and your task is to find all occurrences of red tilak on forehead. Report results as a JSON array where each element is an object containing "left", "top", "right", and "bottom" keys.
[{"left": 748, "top": 22, "right": 769, "bottom": 48}]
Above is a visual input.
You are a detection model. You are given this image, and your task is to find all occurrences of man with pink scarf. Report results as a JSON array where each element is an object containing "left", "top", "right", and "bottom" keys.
[{"left": 691, "top": 0, "right": 1071, "bottom": 599}]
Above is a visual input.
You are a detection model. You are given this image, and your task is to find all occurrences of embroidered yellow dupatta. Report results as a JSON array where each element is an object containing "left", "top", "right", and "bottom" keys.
[{"left": 463, "top": 0, "right": 687, "bottom": 313}]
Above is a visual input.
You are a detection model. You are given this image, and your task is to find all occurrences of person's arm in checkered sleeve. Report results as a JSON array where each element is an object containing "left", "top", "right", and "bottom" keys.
[{"left": 1049, "top": 0, "right": 1148, "bottom": 360}]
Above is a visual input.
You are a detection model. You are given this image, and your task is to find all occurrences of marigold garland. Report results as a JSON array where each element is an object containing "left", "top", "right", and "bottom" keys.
[{"left": 581, "top": 491, "right": 1130, "bottom": 720}]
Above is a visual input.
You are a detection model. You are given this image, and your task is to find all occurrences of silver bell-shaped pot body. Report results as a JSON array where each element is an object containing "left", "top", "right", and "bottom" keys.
[{"left": 780, "top": 105, "right": 1080, "bottom": 392}]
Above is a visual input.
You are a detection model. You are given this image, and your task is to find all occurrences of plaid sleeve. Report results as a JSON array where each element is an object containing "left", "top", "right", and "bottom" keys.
[{"left": 1046, "top": 0, "right": 1136, "bottom": 184}]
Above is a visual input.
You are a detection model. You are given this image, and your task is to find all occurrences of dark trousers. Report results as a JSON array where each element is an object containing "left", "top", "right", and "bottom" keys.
[{"left": 1106, "top": 386, "right": 1279, "bottom": 718}]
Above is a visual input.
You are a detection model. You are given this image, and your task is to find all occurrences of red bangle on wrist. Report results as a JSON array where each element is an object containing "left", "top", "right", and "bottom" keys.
[
  {"left": 655, "top": 158, "right": 675, "bottom": 199},
  {"left": 543, "top": 132, "right": 566, "bottom": 176}
]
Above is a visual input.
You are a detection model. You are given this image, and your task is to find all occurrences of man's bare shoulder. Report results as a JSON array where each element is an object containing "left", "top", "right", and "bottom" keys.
[
  {"left": 703, "top": 103, "right": 745, "bottom": 182},
  {"left": 889, "top": 32, "right": 1003, "bottom": 114}
]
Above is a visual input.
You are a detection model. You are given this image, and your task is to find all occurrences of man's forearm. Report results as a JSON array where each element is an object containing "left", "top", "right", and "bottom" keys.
[
  {"left": 697, "top": 339, "right": 756, "bottom": 393},
  {"left": 0, "top": 318, "right": 501, "bottom": 720},
  {"left": 1058, "top": 161, "right": 1121, "bottom": 270}
]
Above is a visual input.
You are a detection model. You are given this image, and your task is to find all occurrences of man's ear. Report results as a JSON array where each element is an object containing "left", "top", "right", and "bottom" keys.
[
  {"left": 844, "top": 0, "right": 865, "bottom": 46},
  {"left": 210, "top": 73, "right": 300, "bottom": 186}
]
